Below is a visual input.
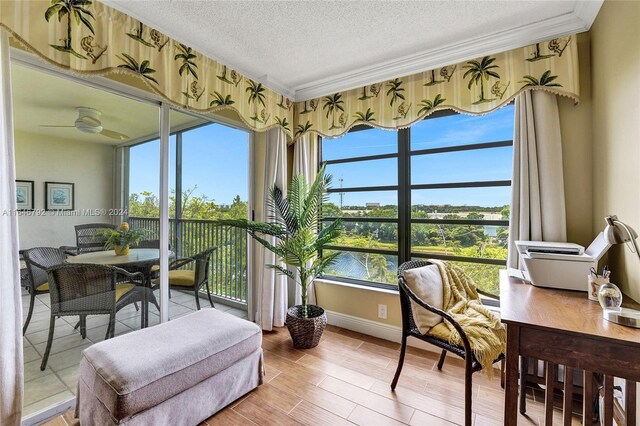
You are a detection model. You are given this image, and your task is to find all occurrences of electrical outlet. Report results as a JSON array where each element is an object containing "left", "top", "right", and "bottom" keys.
[{"left": 377, "top": 304, "right": 387, "bottom": 319}]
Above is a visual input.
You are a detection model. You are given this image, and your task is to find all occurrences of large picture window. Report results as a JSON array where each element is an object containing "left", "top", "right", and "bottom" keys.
[{"left": 321, "top": 105, "right": 514, "bottom": 295}]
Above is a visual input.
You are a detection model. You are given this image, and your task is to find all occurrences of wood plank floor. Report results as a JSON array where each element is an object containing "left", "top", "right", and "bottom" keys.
[{"left": 45, "top": 325, "right": 583, "bottom": 425}]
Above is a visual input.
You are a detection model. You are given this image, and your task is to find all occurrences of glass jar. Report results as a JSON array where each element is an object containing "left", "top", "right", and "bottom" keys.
[{"left": 598, "top": 282, "right": 623, "bottom": 311}]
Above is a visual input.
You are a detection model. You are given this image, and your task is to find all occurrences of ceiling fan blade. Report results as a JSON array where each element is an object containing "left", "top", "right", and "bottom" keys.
[
  {"left": 100, "top": 129, "right": 130, "bottom": 141},
  {"left": 39, "top": 125, "right": 75, "bottom": 128}
]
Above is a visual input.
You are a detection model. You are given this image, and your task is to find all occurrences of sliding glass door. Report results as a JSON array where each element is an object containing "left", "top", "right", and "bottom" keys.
[{"left": 12, "top": 61, "right": 163, "bottom": 418}]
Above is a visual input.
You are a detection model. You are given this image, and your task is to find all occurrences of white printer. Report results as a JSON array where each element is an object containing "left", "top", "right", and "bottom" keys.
[{"left": 514, "top": 233, "right": 611, "bottom": 291}]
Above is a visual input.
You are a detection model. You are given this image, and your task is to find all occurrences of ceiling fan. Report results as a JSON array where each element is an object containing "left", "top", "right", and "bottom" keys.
[{"left": 40, "top": 107, "right": 130, "bottom": 141}]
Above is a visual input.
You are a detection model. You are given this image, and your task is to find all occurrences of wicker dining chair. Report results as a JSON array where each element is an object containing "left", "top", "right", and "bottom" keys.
[
  {"left": 134, "top": 239, "right": 172, "bottom": 276},
  {"left": 40, "top": 263, "right": 155, "bottom": 370},
  {"left": 71, "top": 223, "right": 117, "bottom": 254},
  {"left": 391, "top": 260, "right": 505, "bottom": 426},
  {"left": 22, "top": 247, "right": 67, "bottom": 335},
  {"left": 152, "top": 246, "right": 217, "bottom": 310}
]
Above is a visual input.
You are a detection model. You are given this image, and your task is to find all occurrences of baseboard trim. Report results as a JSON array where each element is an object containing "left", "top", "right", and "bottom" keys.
[{"left": 324, "top": 310, "right": 439, "bottom": 354}]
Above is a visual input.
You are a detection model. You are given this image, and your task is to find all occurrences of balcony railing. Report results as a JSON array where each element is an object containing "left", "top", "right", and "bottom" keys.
[{"left": 129, "top": 216, "right": 248, "bottom": 307}]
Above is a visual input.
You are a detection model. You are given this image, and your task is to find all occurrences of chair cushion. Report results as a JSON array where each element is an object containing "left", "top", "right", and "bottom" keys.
[
  {"left": 115, "top": 283, "right": 136, "bottom": 302},
  {"left": 36, "top": 282, "right": 49, "bottom": 292},
  {"left": 403, "top": 264, "right": 444, "bottom": 333},
  {"left": 79, "top": 309, "right": 262, "bottom": 421},
  {"left": 152, "top": 270, "right": 196, "bottom": 287}
]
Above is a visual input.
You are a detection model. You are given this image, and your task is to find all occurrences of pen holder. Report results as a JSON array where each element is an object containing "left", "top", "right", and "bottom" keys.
[{"left": 588, "top": 275, "right": 610, "bottom": 301}]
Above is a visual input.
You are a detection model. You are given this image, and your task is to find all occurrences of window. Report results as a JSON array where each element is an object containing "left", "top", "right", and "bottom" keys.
[{"left": 321, "top": 106, "right": 514, "bottom": 295}]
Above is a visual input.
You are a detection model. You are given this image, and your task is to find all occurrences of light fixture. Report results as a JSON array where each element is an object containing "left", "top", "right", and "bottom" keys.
[{"left": 600, "top": 215, "right": 640, "bottom": 328}]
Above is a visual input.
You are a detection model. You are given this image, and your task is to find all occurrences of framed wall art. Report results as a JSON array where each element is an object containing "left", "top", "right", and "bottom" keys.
[
  {"left": 45, "top": 182, "right": 75, "bottom": 211},
  {"left": 15, "top": 180, "right": 34, "bottom": 210}
]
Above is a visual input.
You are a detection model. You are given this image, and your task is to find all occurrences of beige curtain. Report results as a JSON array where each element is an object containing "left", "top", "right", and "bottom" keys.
[
  {"left": 292, "top": 134, "right": 319, "bottom": 306},
  {"left": 507, "top": 90, "right": 567, "bottom": 268},
  {"left": 0, "top": 30, "right": 23, "bottom": 426},
  {"left": 251, "top": 128, "right": 288, "bottom": 330}
]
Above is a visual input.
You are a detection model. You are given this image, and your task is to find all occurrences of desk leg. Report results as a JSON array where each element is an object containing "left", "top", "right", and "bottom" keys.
[
  {"left": 625, "top": 380, "right": 636, "bottom": 426},
  {"left": 505, "top": 324, "right": 520, "bottom": 426}
]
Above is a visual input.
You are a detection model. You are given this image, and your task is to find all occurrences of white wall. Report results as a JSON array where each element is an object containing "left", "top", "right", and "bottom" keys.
[{"left": 14, "top": 131, "right": 115, "bottom": 249}]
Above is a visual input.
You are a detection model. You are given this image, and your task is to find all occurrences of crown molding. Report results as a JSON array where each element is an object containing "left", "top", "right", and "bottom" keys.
[
  {"left": 573, "top": 0, "right": 604, "bottom": 31},
  {"left": 294, "top": 1, "right": 603, "bottom": 101},
  {"left": 102, "top": 0, "right": 603, "bottom": 103},
  {"left": 100, "top": 1, "right": 295, "bottom": 100}
]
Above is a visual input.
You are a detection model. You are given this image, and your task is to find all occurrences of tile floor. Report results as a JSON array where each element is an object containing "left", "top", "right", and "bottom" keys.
[{"left": 21, "top": 288, "right": 248, "bottom": 417}]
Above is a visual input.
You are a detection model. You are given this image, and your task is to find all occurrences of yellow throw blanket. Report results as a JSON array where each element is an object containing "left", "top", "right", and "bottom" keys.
[{"left": 426, "top": 260, "right": 505, "bottom": 375}]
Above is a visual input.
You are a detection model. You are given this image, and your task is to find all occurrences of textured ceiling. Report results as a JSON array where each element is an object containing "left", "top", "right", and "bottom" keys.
[
  {"left": 11, "top": 64, "right": 198, "bottom": 145},
  {"left": 105, "top": 0, "right": 583, "bottom": 98}
]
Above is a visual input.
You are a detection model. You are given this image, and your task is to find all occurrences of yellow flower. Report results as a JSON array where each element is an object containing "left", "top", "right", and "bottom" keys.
[{"left": 118, "top": 222, "right": 130, "bottom": 231}]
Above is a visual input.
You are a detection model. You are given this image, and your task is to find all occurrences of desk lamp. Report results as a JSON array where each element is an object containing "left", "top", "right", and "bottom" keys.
[{"left": 600, "top": 215, "right": 640, "bottom": 327}]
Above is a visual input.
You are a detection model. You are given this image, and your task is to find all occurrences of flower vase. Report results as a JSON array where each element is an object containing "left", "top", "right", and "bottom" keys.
[{"left": 114, "top": 245, "right": 130, "bottom": 256}]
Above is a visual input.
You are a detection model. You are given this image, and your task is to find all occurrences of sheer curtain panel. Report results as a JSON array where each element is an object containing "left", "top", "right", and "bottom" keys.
[
  {"left": 0, "top": 30, "right": 23, "bottom": 425},
  {"left": 507, "top": 90, "right": 567, "bottom": 268},
  {"left": 251, "top": 128, "right": 288, "bottom": 330}
]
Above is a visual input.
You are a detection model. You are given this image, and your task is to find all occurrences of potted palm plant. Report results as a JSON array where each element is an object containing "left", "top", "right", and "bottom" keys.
[
  {"left": 222, "top": 165, "right": 342, "bottom": 348},
  {"left": 103, "top": 222, "right": 146, "bottom": 256}
]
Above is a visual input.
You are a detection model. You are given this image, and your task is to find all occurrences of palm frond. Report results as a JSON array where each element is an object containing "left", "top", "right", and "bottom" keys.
[
  {"left": 268, "top": 185, "right": 297, "bottom": 233},
  {"left": 221, "top": 166, "right": 341, "bottom": 307},
  {"left": 287, "top": 174, "right": 307, "bottom": 228},
  {"left": 316, "top": 218, "right": 342, "bottom": 248},
  {"left": 267, "top": 264, "right": 295, "bottom": 280}
]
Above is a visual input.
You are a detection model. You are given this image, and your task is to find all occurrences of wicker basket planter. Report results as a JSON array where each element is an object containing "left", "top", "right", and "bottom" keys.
[{"left": 286, "top": 305, "right": 327, "bottom": 349}]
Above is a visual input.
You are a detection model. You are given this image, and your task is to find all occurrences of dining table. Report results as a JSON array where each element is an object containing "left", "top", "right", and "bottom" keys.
[{"left": 67, "top": 249, "right": 173, "bottom": 327}]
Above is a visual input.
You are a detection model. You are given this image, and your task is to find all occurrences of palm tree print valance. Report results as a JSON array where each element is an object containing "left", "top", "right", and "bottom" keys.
[
  {"left": 0, "top": 0, "right": 295, "bottom": 136},
  {"left": 292, "top": 36, "right": 579, "bottom": 140},
  {"left": 0, "top": 1, "right": 579, "bottom": 141}
]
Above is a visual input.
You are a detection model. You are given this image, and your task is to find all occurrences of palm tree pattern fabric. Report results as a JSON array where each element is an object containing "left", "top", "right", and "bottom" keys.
[
  {"left": 292, "top": 38, "right": 579, "bottom": 140},
  {"left": 0, "top": 0, "right": 294, "bottom": 135},
  {"left": 0, "top": 1, "right": 579, "bottom": 141}
]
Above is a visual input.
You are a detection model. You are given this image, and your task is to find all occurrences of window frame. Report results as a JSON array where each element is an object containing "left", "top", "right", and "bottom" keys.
[{"left": 319, "top": 108, "right": 513, "bottom": 292}]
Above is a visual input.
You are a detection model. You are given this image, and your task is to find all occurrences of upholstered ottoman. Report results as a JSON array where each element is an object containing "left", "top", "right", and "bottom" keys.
[{"left": 76, "top": 309, "right": 263, "bottom": 425}]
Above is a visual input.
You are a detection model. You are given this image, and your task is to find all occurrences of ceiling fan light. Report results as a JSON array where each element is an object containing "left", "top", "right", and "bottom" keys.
[{"left": 75, "top": 118, "right": 103, "bottom": 134}]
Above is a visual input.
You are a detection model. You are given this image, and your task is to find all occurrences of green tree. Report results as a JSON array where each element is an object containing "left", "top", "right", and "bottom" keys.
[{"left": 128, "top": 191, "right": 159, "bottom": 217}]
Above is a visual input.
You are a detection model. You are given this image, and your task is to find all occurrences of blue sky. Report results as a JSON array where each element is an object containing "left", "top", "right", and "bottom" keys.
[
  {"left": 324, "top": 104, "right": 515, "bottom": 207},
  {"left": 130, "top": 105, "right": 513, "bottom": 208},
  {"left": 129, "top": 123, "right": 249, "bottom": 205}
]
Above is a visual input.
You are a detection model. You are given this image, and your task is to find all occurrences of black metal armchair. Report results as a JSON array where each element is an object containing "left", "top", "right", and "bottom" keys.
[
  {"left": 40, "top": 263, "right": 156, "bottom": 370},
  {"left": 151, "top": 246, "right": 217, "bottom": 310},
  {"left": 22, "top": 247, "right": 67, "bottom": 335},
  {"left": 391, "top": 260, "right": 504, "bottom": 426}
]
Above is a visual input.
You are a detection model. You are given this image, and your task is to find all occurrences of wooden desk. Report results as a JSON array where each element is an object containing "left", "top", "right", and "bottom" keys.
[{"left": 500, "top": 271, "right": 640, "bottom": 425}]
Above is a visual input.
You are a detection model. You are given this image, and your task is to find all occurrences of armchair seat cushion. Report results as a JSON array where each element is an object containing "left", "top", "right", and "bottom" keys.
[
  {"left": 402, "top": 264, "right": 444, "bottom": 333},
  {"left": 36, "top": 282, "right": 49, "bottom": 292},
  {"left": 151, "top": 270, "right": 196, "bottom": 287},
  {"left": 115, "top": 283, "right": 136, "bottom": 301}
]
